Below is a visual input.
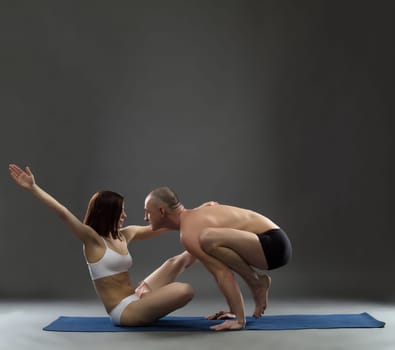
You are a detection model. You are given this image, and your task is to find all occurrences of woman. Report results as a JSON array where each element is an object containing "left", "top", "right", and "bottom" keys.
[{"left": 8, "top": 163, "right": 198, "bottom": 326}]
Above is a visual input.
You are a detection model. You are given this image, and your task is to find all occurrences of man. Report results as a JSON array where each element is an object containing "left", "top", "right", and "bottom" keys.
[{"left": 144, "top": 186, "right": 292, "bottom": 331}]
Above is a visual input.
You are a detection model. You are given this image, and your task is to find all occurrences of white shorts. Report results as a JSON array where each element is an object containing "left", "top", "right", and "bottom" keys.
[{"left": 109, "top": 294, "right": 139, "bottom": 325}]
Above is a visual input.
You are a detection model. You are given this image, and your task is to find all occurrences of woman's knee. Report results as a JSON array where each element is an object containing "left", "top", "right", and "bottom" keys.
[
  {"left": 173, "top": 282, "right": 194, "bottom": 303},
  {"left": 163, "top": 252, "right": 192, "bottom": 270},
  {"left": 181, "top": 283, "right": 194, "bottom": 301}
]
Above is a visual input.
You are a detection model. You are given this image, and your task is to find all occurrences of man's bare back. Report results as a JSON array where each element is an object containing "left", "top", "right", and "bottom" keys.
[{"left": 180, "top": 204, "right": 279, "bottom": 235}]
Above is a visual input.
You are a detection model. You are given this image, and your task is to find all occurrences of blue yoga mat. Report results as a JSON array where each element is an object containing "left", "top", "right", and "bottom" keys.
[{"left": 43, "top": 313, "right": 385, "bottom": 332}]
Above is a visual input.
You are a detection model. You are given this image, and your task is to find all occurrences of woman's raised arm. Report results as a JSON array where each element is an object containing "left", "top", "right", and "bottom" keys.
[{"left": 9, "top": 164, "right": 97, "bottom": 243}]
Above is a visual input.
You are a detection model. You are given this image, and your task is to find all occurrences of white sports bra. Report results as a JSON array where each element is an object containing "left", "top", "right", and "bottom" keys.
[{"left": 86, "top": 237, "right": 133, "bottom": 280}]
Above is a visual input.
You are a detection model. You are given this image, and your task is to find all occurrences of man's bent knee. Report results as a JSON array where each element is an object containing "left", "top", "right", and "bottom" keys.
[{"left": 199, "top": 228, "right": 219, "bottom": 253}]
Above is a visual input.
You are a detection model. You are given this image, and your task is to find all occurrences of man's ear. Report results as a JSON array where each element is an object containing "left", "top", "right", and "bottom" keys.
[{"left": 159, "top": 207, "right": 166, "bottom": 217}]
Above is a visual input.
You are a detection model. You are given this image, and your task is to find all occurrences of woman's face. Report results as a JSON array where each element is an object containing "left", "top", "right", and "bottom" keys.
[{"left": 118, "top": 203, "right": 127, "bottom": 228}]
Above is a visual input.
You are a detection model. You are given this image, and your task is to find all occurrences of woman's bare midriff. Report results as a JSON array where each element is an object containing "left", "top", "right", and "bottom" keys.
[{"left": 93, "top": 272, "right": 135, "bottom": 313}]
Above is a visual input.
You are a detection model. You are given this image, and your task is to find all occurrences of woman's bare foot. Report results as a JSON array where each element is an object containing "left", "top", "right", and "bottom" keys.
[
  {"left": 135, "top": 281, "right": 151, "bottom": 298},
  {"left": 251, "top": 274, "right": 271, "bottom": 318}
]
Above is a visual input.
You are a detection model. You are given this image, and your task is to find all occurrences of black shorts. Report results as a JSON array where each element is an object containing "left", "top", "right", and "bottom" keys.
[{"left": 257, "top": 228, "right": 292, "bottom": 270}]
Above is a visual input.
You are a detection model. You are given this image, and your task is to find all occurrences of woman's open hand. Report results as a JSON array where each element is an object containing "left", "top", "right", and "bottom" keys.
[{"left": 9, "top": 164, "right": 35, "bottom": 190}]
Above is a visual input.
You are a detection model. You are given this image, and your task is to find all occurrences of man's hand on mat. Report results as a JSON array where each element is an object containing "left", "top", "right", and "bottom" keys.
[
  {"left": 206, "top": 311, "right": 236, "bottom": 320},
  {"left": 210, "top": 319, "right": 245, "bottom": 331}
]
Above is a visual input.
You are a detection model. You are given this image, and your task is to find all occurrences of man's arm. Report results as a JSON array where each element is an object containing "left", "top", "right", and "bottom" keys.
[
  {"left": 200, "top": 254, "right": 246, "bottom": 330},
  {"left": 180, "top": 229, "right": 246, "bottom": 330}
]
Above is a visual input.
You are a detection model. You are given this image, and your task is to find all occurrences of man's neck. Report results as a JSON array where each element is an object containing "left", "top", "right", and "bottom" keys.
[{"left": 165, "top": 206, "right": 186, "bottom": 230}]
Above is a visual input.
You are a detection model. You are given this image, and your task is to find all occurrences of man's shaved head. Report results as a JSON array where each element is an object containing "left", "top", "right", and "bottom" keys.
[{"left": 147, "top": 186, "right": 182, "bottom": 210}]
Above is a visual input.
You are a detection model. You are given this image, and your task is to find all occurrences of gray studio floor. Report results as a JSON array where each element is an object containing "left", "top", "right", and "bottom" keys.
[{"left": 0, "top": 297, "right": 393, "bottom": 350}]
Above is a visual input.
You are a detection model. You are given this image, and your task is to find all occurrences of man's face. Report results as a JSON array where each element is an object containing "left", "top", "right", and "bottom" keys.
[{"left": 144, "top": 195, "right": 163, "bottom": 230}]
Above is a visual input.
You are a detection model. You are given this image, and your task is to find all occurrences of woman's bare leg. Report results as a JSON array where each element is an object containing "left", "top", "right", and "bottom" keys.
[
  {"left": 121, "top": 282, "right": 194, "bottom": 326},
  {"left": 135, "top": 251, "right": 196, "bottom": 296}
]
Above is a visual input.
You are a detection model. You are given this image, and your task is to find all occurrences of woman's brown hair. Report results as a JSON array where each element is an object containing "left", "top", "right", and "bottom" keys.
[{"left": 83, "top": 191, "right": 124, "bottom": 239}]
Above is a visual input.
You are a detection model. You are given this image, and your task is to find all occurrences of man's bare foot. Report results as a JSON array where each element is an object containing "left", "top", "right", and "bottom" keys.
[{"left": 251, "top": 274, "right": 271, "bottom": 318}]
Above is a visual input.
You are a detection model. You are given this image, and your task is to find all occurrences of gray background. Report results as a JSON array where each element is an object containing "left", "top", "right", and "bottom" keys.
[{"left": 0, "top": 0, "right": 393, "bottom": 302}]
